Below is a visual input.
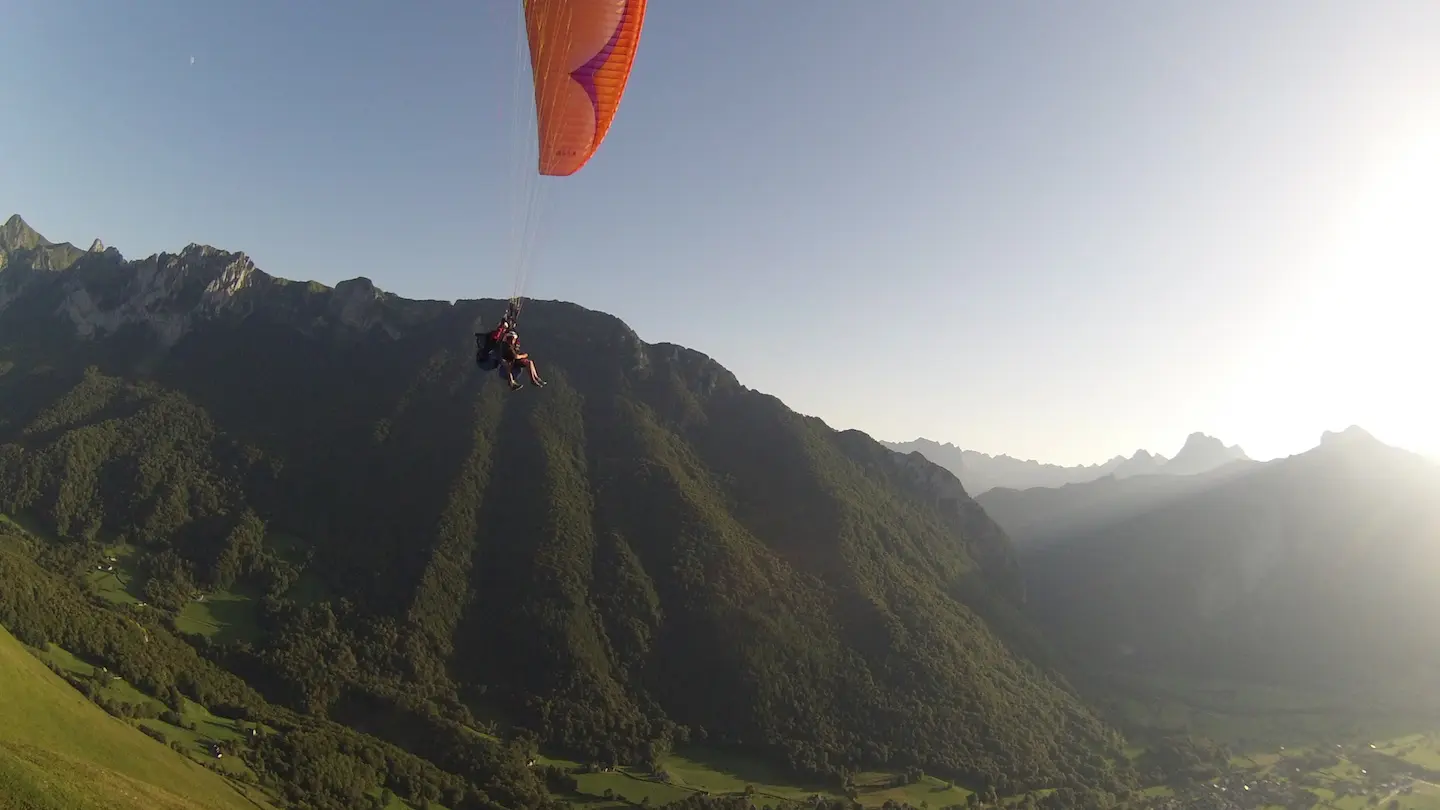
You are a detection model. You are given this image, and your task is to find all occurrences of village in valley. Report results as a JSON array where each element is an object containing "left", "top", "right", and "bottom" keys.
[{"left": 1133, "top": 737, "right": 1440, "bottom": 810}]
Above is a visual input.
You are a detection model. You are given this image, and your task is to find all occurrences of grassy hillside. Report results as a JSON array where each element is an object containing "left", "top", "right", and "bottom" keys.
[
  {"left": 0, "top": 519, "right": 554, "bottom": 810},
  {"left": 0, "top": 622, "right": 263, "bottom": 810}
]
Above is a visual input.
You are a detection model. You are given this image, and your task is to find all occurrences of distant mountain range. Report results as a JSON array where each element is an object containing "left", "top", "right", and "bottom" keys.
[
  {"left": 881, "top": 432, "right": 1251, "bottom": 494},
  {"left": 975, "top": 460, "right": 1257, "bottom": 553},
  {"left": 1008, "top": 425, "right": 1440, "bottom": 695}
]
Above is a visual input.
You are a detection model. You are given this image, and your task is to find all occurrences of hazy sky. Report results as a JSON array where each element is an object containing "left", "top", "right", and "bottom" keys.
[{"left": 2, "top": 1, "right": 1437, "bottom": 465}]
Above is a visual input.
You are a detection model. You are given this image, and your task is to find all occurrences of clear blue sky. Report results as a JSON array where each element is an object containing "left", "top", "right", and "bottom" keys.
[{"left": 3, "top": 1, "right": 1438, "bottom": 464}]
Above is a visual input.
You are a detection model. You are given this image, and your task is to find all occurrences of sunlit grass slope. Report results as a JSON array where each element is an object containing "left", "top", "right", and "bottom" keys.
[{"left": 0, "top": 623, "right": 261, "bottom": 810}]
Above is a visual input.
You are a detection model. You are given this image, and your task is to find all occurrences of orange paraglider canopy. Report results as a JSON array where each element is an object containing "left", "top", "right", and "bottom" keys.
[{"left": 524, "top": 0, "right": 647, "bottom": 177}]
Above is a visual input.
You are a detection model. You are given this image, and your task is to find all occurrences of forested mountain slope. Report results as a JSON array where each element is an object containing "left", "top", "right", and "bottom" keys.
[{"left": 0, "top": 215, "right": 1132, "bottom": 799}]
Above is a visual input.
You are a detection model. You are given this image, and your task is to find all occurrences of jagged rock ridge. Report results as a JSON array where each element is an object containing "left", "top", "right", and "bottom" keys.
[{"left": 0, "top": 215, "right": 473, "bottom": 348}]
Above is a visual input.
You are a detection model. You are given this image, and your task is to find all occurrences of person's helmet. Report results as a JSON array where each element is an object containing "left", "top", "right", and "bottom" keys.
[{"left": 504, "top": 331, "right": 518, "bottom": 342}]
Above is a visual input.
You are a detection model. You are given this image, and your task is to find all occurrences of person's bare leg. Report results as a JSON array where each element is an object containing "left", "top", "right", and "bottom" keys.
[
  {"left": 528, "top": 362, "right": 544, "bottom": 385},
  {"left": 499, "top": 363, "right": 519, "bottom": 389}
]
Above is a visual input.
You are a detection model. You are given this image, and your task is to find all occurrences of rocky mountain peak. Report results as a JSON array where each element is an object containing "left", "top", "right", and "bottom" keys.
[
  {"left": 1164, "top": 432, "right": 1249, "bottom": 475},
  {"left": 1, "top": 214, "right": 49, "bottom": 252},
  {"left": 1320, "top": 425, "right": 1378, "bottom": 448},
  {"left": 53, "top": 245, "right": 264, "bottom": 345},
  {"left": 326, "top": 276, "right": 396, "bottom": 336}
]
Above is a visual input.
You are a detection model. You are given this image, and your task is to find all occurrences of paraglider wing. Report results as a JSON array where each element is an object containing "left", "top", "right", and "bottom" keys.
[{"left": 525, "top": 0, "right": 647, "bottom": 177}]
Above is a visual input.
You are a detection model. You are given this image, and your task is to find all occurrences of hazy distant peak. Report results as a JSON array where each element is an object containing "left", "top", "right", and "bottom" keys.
[
  {"left": 1164, "top": 432, "right": 1249, "bottom": 476},
  {"left": 1316, "top": 425, "right": 1395, "bottom": 460},
  {"left": 1176, "top": 431, "right": 1245, "bottom": 453},
  {"left": 909, "top": 437, "right": 962, "bottom": 453},
  {"left": 1320, "top": 425, "right": 1377, "bottom": 447},
  {"left": 88, "top": 238, "right": 105, "bottom": 252}
]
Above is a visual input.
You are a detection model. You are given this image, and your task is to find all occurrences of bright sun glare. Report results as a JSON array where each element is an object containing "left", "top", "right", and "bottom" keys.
[
  {"left": 1324, "top": 124, "right": 1440, "bottom": 456},
  {"left": 1234, "top": 119, "right": 1440, "bottom": 460}
]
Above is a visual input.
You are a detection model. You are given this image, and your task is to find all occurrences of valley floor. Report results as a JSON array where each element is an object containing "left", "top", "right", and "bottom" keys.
[
  {"left": 533, "top": 751, "right": 973, "bottom": 810},
  {"left": 1097, "top": 668, "right": 1440, "bottom": 810},
  {"left": 533, "top": 735, "right": 1440, "bottom": 810}
]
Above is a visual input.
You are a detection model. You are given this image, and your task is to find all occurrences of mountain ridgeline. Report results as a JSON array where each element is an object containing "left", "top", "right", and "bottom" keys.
[
  {"left": 0, "top": 215, "right": 1132, "bottom": 799},
  {"left": 975, "top": 460, "right": 1259, "bottom": 553},
  {"left": 884, "top": 433, "right": 1250, "bottom": 495}
]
